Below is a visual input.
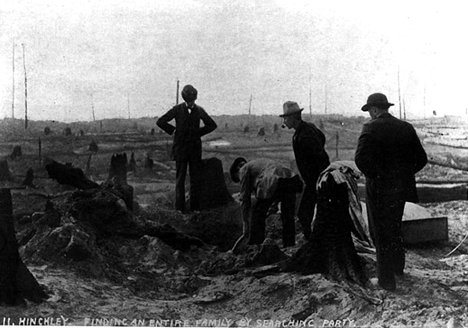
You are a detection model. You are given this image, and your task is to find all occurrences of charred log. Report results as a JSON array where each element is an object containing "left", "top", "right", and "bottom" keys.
[
  {"left": 69, "top": 189, "right": 202, "bottom": 251},
  {"left": 46, "top": 161, "right": 99, "bottom": 190},
  {"left": 141, "top": 222, "right": 204, "bottom": 252},
  {"left": 428, "top": 154, "right": 468, "bottom": 172}
]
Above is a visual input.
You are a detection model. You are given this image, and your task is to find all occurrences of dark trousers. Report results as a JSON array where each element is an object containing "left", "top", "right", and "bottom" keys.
[
  {"left": 297, "top": 184, "right": 317, "bottom": 239},
  {"left": 366, "top": 189, "right": 406, "bottom": 290},
  {"left": 175, "top": 158, "right": 201, "bottom": 212},
  {"left": 249, "top": 176, "right": 301, "bottom": 247}
]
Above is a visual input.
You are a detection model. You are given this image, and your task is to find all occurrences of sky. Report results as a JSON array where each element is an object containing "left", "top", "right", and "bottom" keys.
[{"left": 1, "top": 0, "right": 467, "bottom": 122}]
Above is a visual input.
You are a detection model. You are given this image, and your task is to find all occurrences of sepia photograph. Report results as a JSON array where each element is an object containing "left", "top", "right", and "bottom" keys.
[{"left": 1, "top": 0, "right": 468, "bottom": 326}]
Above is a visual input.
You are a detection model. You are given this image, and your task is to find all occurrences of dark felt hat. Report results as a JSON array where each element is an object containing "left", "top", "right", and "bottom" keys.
[
  {"left": 230, "top": 157, "right": 247, "bottom": 183},
  {"left": 181, "top": 85, "right": 198, "bottom": 102},
  {"left": 361, "top": 93, "right": 394, "bottom": 111}
]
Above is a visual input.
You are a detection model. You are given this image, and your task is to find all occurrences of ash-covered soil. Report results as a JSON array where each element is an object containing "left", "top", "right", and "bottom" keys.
[
  {"left": 2, "top": 116, "right": 468, "bottom": 327},
  {"left": 2, "top": 183, "right": 468, "bottom": 327}
]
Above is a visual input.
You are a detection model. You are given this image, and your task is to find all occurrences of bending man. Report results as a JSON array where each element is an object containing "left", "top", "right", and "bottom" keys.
[{"left": 229, "top": 157, "right": 303, "bottom": 252}]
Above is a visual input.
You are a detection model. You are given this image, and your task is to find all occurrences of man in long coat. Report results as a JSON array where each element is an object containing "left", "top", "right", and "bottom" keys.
[
  {"left": 157, "top": 85, "right": 217, "bottom": 213},
  {"left": 355, "top": 92, "right": 427, "bottom": 291},
  {"left": 281, "top": 101, "right": 330, "bottom": 239}
]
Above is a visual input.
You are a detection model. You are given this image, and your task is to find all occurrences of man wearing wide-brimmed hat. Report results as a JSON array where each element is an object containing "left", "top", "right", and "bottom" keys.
[
  {"left": 280, "top": 101, "right": 330, "bottom": 240},
  {"left": 355, "top": 92, "right": 427, "bottom": 291},
  {"left": 157, "top": 85, "right": 217, "bottom": 213}
]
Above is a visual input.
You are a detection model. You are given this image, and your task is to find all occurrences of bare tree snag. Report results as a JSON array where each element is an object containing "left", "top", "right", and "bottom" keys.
[
  {"left": 128, "top": 152, "right": 136, "bottom": 172},
  {"left": 0, "top": 188, "right": 48, "bottom": 305}
]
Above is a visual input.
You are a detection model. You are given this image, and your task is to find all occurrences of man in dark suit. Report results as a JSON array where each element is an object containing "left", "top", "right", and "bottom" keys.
[
  {"left": 281, "top": 101, "right": 330, "bottom": 239},
  {"left": 157, "top": 85, "right": 217, "bottom": 213},
  {"left": 355, "top": 92, "right": 427, "bottom": 291}
]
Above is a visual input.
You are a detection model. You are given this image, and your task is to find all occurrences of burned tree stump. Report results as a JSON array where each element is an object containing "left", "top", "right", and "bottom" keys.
[
  {"left": 257, "top": 127, "right": 265, "bottom": 137},
  {"left": 10, "top": 146, "right": 22, "bottom": 160},
  {"left": 22, "top": 168, "right": 35, "bottom": 188},
  {"left": 281, "top": 172, "right": 367, "bottom": 286},
  {"left": 46, "top": 161, "right": 99, "bottom": 190},
  {"left": 106, "top": 153, "right": 133, "bottom": 211},
  {"left": 0, "top": 188, "right": 48, "bottom": 305},
  {"left": 0, "top": 160, "right": 13, "bottom": 181},
  {"left": 89, "top": 140, "right": 98, "bottom": 152},
  {"left": 108, "top": 153, "right": 128, "bottom": 183},
  {"left": 198, "top": 157, "right": 233, "bottom": 210},
  {"left": 144, "top": 156, "right": 154, "bottom": 171}
]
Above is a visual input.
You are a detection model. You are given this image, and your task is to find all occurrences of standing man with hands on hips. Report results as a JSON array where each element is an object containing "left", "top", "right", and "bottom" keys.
[{"left": 157, "top": 84, "right": 217, "bottom": 213}]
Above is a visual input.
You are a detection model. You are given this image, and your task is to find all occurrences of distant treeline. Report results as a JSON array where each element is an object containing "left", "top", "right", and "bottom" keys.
[{"left": 0, "top": 114, "right": 369, "bottom": 137}]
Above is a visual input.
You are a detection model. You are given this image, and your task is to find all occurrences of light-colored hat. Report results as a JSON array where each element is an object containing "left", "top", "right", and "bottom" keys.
[{"left": 280, "top": 101, "right": 304, "bottom": 117}]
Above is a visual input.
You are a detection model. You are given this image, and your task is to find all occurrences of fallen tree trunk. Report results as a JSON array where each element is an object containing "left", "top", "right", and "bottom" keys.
[
  {"left": 428, "top": 154, "right": 468, "bottom": 172},
  {"left": 42, "top": 157, "right": 203, "bottom": 253},
  {"left": 46, "top": 161, "right": 99, "bottom": 190},
  {"left": 0, "top": 188, "right": 48, "bottom": 306},
  {"left": 69, "top": 189, "right": 204, "bottom": 252}
]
